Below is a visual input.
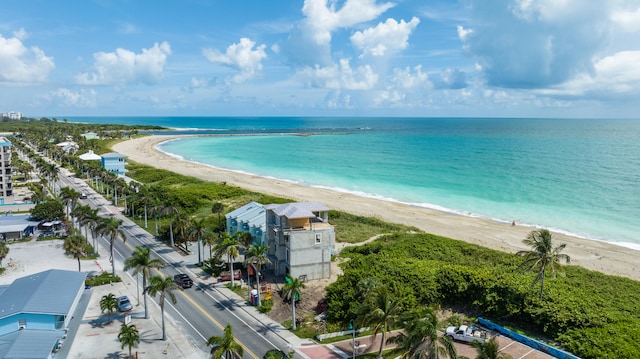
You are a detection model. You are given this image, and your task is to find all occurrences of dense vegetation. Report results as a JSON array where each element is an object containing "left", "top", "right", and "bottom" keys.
[
  {"left": 326, "top": 232, "right": 640, "bottom": 358},
  {"left": 9, "top": 119, "right": 640, "bottom": 358}
]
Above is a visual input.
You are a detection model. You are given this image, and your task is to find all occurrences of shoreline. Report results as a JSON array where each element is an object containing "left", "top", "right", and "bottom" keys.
[{"left": 112, "top": 135, "right": 640, "bottom": 281}]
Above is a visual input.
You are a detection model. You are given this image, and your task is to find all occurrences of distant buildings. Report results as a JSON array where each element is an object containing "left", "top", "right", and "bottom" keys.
[
  {"left": 0, "top": 137, "right": 13, "bottom": 205},
  {"left": 226, "top": 201, "right": 335, "bottom": 281},
  {"left": 1, "top": 112, "right": 22, "bottom": 120}
]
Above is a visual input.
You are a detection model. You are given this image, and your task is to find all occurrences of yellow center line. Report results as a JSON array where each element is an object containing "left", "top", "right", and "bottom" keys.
[{"left": 147, "top": 270, "right": 259, "bottom": 358}]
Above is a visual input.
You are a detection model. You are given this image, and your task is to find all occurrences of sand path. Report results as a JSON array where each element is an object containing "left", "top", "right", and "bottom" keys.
[{"left": 113, "top": 135, "right": 640, "bottom": 281}]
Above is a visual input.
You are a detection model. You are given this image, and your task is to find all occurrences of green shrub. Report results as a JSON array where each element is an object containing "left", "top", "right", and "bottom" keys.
[
  {"left": 257, "top": 299, "right": 274, "bottom": 314},
  {"left": 85, "top": 272, "right": 122, "bottom": 286}
]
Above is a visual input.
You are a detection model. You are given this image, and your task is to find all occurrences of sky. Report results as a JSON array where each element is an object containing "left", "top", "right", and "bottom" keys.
[{"left": 1, "top": 0, "right": 639, "bottom": 119}]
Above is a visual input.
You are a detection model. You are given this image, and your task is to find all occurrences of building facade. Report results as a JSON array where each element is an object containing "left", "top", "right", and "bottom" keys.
[
  {"left": 100, "top": 152, "right": 128, "bottom": 175},
  {"left": 0, "top": 137, "right": 13, "bottom": 205},
  {"left": 265, "top": 202, "right": 335, "bottom": 281},
  {"left": 226, "top": 201, "right": 267, "bottom": 246}
]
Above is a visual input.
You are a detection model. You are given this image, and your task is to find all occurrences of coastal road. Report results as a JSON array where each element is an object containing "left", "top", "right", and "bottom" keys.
[{"left": 56, "top": 170, "right": 300, "bottom": 358}]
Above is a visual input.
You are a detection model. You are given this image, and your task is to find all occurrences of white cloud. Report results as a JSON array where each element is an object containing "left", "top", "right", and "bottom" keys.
[
  {"left": 49, "top": 88, "right": 98, "bottom": 107},
  {"left": 351, "top": 17, "right": 420, "bottom": 57},
  {"left": 298, "top": 58, "right": 378, "bottom": 90},
  {"left": 75, "top": 42, "right": 171, "bottom": 85},
  {"left": 302, "top": 0, "right": 395, "bottom": 45},
  {"left": 546, "top": 51, "right": 640, "bottom": 96},
  {"left": 389, "top": 66, "right": 430, "bottom": 90},
  {"left": 0, "top": 31, "right": 55, "bottom": 83},
  {"left": 611, "top": 7, "right": 640, "bottom": 32},
  {"left": 203, "top": 38, "right": 267, "bottom": 83},
  {"left": 459, "top": 0, "right": 613, "bottom": 89}
]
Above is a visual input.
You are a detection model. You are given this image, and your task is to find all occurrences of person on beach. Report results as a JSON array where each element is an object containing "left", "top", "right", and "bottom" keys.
[{"left": 512, "top": 220, "right": 516, "bottom": 226}]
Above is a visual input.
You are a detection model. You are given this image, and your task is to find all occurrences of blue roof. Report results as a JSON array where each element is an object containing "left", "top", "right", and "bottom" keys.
[
  {"left": 0, "top": 270, "right": 87, "bottom": 320},
  {"left": 226, "top": 202, "right": 266, "bottom": 231},
  {"left": 0, "top": 214, "right": 39, "bottom": 233},
  {"left": 0, "top": 329, "right": 65, "bottom": 359}
]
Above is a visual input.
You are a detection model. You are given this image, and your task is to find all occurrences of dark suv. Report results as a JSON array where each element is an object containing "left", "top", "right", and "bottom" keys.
[{"left": 173, "top": 273, "right": 193, "bottom": 289}]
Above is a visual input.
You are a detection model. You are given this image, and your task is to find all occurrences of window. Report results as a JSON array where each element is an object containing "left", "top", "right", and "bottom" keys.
[{"left": 315, "top": 233, "right": 321, "bottom": 244}]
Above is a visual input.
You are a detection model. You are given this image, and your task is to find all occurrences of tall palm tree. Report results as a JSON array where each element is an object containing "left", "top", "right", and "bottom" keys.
[
  {"left": 172, "top": 213, "right": 191, "bottom": 249},
  {"left": 79, "top": 206, "right": 100, "bottom": 253},
  {"left": 161, "top": 204, "right": 180, "bottom": 248},
  {"left": 358, "top": 285, "right": 404, "bottom": 359},
  {"left": 144, "top": 275, "right": 178, "bottom": 341},
  {"left": 282, "top": 275, "right": 305, "bottom": 330},
  {"left": 96, "top": 216, "right": 126, "bottom": 277},
  {"left": 389, "top": 312, "right": 457, "bottom": 359},
  {"left": 207, "top": 324, "right": 243, "bottom": 359},
  {"left": 516, "top": 229, "right": 571, "bottom": 300},
  {"left": 100, "top": 293, "right": 118, "bottom": 321},
  {"left": 118, "top": 323, "right": 141, "bottom": 359},
  {"left": 471, "top": 337, "right": 512, "bottom": 359},
  {"left": 211, "top": 202, "right": 224, "bottom": 232},
  {"left": 63, "top": 231, "right": 86, "bottom": 271},
  {"left": 124, "top": 246, "right": 165, "bottom": 319},
  {"left": 202, "top": 229, "right": 218, "bottom": 260},
  {"left": 213, "top": 233, "right": 245, "bottom": 287},
  {"left": 138, "top": 186, "right": 156, "bottom": 229},
  {"left": 189, "top": 218, "right": 208, "bottom": 266},
  {"left": 244, "top": 244, "right": 271, "bottom": 306}
]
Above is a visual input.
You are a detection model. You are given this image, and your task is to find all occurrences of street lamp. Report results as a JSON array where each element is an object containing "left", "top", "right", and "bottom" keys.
[{"left": 349, "top": 319, "right": 356, "bottom": 359}]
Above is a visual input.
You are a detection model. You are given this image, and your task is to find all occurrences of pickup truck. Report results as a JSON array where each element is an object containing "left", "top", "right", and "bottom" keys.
[{"left": 445, "top": 324, "right": 490, "bottom": 343}]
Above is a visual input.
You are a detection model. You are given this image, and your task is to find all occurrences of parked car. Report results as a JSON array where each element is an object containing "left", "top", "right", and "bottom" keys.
[
  {"left": 263, "top": 349, "right": 287, "bottom": 359},
  {"left": 117, "top": 296, "right": 133, "bottom": 312},
  {"left": 219, "top": 269, "right": 242, "bottom": 282},
  {"left": 174, "top": 273, "right": 193, "bottom": 289}
]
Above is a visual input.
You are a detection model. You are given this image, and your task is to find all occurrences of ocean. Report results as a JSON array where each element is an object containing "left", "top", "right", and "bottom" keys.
[{"left": 69, "top": 117, "right": 640, "bottom": 248}]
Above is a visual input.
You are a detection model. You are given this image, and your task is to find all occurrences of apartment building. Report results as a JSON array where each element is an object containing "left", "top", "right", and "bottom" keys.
[{"left": 0, "top": 137, "right": 13, "bottom": 205}]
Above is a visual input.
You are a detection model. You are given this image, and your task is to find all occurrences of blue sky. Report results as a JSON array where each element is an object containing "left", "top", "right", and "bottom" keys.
[{"left": 1, "top": 0, "right": 639, "bottom": 118}]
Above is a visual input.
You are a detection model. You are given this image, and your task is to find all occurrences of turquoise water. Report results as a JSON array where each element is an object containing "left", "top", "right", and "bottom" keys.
[{"left": 70, "top": 117, "right": 640, "bottom": 247}]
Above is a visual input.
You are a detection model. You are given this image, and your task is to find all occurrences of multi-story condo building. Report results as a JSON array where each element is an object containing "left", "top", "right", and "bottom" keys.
[
  {"left": 265, "top": 202, "right": 335, "bottom": 281},
  {"left": 0, "top": 137, "right": 13, "bottom": 205}
]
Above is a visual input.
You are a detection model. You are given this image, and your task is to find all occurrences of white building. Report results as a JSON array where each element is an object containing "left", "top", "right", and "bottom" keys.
[
  {"left": 0, "top": 137, "right": 13, "bottom": 205},
  {"left": 1, "top": 112, "right": 23, "bottom": 120}
]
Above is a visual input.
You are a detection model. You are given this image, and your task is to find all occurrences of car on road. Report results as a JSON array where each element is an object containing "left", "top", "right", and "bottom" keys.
[
  {"left": 263, "top": 349, "right": 287, "bottom": 359},
  {"left": 174, "top": 273, "right": 193, "bottom": 289},
  {"left": 117, "top": 296, "right": 133, "bottom": 312}
]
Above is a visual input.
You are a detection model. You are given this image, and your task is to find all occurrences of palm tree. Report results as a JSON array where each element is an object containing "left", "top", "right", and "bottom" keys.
[
  {"left": 211, "top": 202, "right": 224, "bottom": 231},
  {"left": 282, "top": 275, "right": 305, "bottom": 330},
  {"left": 79, "top": 207, "right": 100, "bottom": 254},
  {"left": 213, "top": 233, "right": 245, "bottom": 287},
  {"left": 202, "top": 229, "right": 218, "bottom": 260},
  {"left": 138, "top": 186, "right": 156, "bottom": 229},
  {"left": 389, "top": 312, "right": 457, "bottom": 359},
  {"left": 124, "top": 246, "right": 165, "bottom": 319},
  {"left": 189, "top": 218, "right": 208, "bottom": 266},
  {"left": 244, "top": 244, "right": 271, "bottom": 306},
  {"left": 358, "top": 285, "right": 404, "bottom": 358},
  {"left": 161, "top": 204, "right": 180, "bottom": 248},
  {"left": 96, "top": 216, "right": 126, "bottom": 277},
  {"left": 471, "top": 337, "right": 512, "bottom": 359},
  {"left": 118, "top": 323, "right": 141, "bottom": 359},
  {"left": 0, "top": 242, "right": 9, "bottom": 267},
  {"left": 144, "top": 275, "right": 178, "bottom": 341},
  {"left": 207, "top": 324, "right": 244, "bottom": 359},
  {"left": 100, "top": 293, "right": 118, "bottom": 321},
  {"left": 516, "top": 229, "right": 571, "bottom": 300},
  {"left": 63, "top": 231, "right": 86, "bottom": 271}
]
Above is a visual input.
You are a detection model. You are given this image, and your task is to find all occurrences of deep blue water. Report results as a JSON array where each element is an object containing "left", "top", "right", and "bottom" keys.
[{"left": 69, "top": 117, "right": 640, "bottom": 247}]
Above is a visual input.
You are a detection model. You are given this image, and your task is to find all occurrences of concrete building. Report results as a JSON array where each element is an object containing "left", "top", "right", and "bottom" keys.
[
  {"left": 100, "top": 152, "right": 128, "bottom": 175},
  {"left": 265, "top": 202, "right": 334, "bottom": 281},
  {"left": 0, "top": 269, "right": 87, "bottom": 358},
  {"left": 226, "top": 201, "right": 266, "bottom": 246},
  {"left": 0, "top": 137, "right": 13, "bottom": 205},
  {"left": 1, "top": 112, "right": 22, "bottom": 120}
]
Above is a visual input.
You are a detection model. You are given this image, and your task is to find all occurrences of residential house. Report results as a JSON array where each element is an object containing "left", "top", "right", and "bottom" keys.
[
  {"left": 80, "top": 132, "right": 98, "bottom": 140},
  {"left": 265, "top": 202, "right": 334, "bottom": 281},
  {"left": 0, "top": 137, "right": 13, "bottom": 205},
  {"left": 0, "top": 214, "right": 39, "bottom": 241},
  {"left": 225, "top": 201, "right": 266, "bottom": 246},
  {"left": 0, "top": 269, "right": 87, "bottom": 358},
  {"left": 78, "top": 150, "right": 101, "bottom": 161},
  {"left": 100, "top": 152, "right": 128, "bottom": 175}
]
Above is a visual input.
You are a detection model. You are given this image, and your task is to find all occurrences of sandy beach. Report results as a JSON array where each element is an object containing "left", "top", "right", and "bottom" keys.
[{"left": 113, "top": 135, "right": 640, "bottom": 282}]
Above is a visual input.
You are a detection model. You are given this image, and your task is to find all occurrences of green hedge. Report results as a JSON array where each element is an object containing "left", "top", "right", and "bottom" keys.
[{"left": 85, "top": 272, "right": 122, "bottom": 286}]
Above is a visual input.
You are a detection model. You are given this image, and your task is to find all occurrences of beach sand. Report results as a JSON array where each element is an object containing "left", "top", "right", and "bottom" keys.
[{"left": 113, "top": 136, "right": 640, "bottom": 282}]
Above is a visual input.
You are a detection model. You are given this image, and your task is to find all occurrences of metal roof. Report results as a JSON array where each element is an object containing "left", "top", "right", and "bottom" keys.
[
  {"left": 0, "top": 269, "right": 87, "bottom": 320},
  {"left": 0, "top": 215, "right": 39, "bottom": 233},
  {"left": 0, "top": 329, "right": 65, "bottom": 359},
  {"left": 78, "top": 150, "right": 101, "bottom": 160},
  {"left": 226, "top": 202, "right": 266, "bottom": 231},
  {"left": 265, "top": 202, "right": 330, "bottom": 219},
  {"left": 100, "top": 152, "right": 128, "bottom": 159}
]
